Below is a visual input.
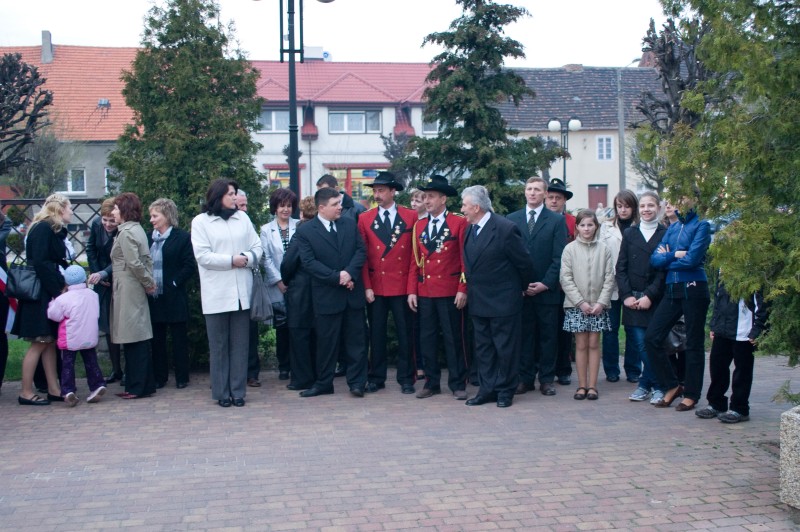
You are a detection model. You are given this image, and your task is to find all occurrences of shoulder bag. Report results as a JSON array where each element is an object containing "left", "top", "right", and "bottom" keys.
[
  {"left": 250, "top": 265, "right": 274, "bottom": 323},
  {"left": 6, "top": 259, "right": 41, "bottom": 302}
]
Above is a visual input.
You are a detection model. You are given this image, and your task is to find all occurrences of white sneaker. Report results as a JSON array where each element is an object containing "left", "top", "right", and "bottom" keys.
[
  {"left": 87, "top": 386, "right": 106, "bottom": 403},
  {"left": 628, "top": 387, "right": 651, "bottom": 402},
  {"left": 65, "top": 392, "right": 79, "bottom": 407},
  {"left": 650, "top": 390, "right": 665, "bottom": 405}
]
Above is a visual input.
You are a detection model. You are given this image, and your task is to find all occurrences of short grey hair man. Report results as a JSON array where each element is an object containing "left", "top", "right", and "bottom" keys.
[
  {"left": 235, "top": 189, "right": 248, "bottom": 212},
  {"left": 461, "top": 185, "right": 493, "bottom": 214}
]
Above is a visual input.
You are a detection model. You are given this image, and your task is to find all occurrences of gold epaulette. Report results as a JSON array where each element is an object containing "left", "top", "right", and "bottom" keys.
[{"left": 450, "top": 212, "right": 465, "bottom": 217}]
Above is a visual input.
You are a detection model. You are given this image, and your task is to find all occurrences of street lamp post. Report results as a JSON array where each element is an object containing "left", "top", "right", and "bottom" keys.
[
  {"left": 547, "top": 117, "right": 582, "bottom": 185},
  {"left": 257, "top": 0, "right": 334, "bottom": 204}
]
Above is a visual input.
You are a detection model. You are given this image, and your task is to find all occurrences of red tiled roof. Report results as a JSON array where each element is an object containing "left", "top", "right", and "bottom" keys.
[
  {"left": 252, "top": 61, "right": 432, "bottom": 104},
  {"left": 0, "top": 45, "right": 138, "bottom": 142}
]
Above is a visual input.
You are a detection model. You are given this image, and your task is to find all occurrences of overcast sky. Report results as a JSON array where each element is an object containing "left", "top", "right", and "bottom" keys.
[{"left": 1, "top": 0, "right": 667, "bottom": 68}]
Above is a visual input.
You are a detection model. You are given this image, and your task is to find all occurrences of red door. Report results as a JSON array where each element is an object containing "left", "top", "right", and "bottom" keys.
[{"left": 588, "top": 185, "right": 608, "bottom": 211}]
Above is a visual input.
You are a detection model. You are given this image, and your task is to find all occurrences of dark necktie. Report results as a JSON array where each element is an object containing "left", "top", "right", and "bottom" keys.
[
  {"left": 528, "top": 210, "right": 536, "bottom": 234},
  {"left": 383, "top": 210, "right": 391, "bottom": 233},
  {"left": 430, "top": 218, "right": 438, "bottom": 239},
  {"left": 329, "top": 221, "right": 335, "bottom": 233},
  {"left": 472, "top": 224, "right": 480, "bottom": 239}
]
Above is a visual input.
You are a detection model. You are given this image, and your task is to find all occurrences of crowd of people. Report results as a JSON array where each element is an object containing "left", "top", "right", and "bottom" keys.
[{"left": 0, "top": 174, "right": 766, "bottom": 423}]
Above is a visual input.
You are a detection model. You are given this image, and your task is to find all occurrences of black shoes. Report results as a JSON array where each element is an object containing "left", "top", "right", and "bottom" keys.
[
  {"left": 350, "top": 387, "right": 365, "bottom": 398},
  {"left": 365, "top": 382, "right": 385, "bottom": 393},
  {"left": 401, "top": 383, "right": 415, "bottom": 395},
  {"left": 299, "top": 386, "right": 334, "bottom": 397},
  {"left": 18, "top": 395, "right": 50, "bottom": 406},
  {"left": 105, "top": 372, "right": 123, "bottom": 384},
  {"left": 540, "top": 383, "right": 557, "bottom": 396},
  {"left": 497, "top": 396, "right": 513, "bottom": 408},
  {"left": 176, "top": 382, "right": 188, "bottom": 389},
  {"left": 557, "top": 376, "right": 572, "bottom": 385},
  {"left": 47, "top": 393, "right": 65, "bottom": 402},
  {"left": 334, "top": 364, "right": 347, "bottom": 377},
  {"left": 515, "top": 382, "right": 534, "bottom": 394},
  {"left": 606, "top": 375, "right": 620, "bottom": 383},
  {"left": 218, "top": 398, "right": 232, "bottom": 407},
  {"left": 465, "top": 394, "right": 496, "bottom": 406},
  {"left": 232, "top": 398, "right": 245, "bottom": 407}
]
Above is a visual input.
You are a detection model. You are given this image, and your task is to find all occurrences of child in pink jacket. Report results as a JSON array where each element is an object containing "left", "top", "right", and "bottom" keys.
[{"left": 47, "top": 265, "right": 106, "bottom": 406}]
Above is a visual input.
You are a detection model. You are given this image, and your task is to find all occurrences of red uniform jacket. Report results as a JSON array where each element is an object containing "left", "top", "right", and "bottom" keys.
[
  {"left": 407, "top": 212, "right": 467, "bottom": 298},
  {"left": 565, "top": 212, "right": 576, "bottom": 243},
  {"left": 358, "top": 205, "right": 416, "bottom": 297}
]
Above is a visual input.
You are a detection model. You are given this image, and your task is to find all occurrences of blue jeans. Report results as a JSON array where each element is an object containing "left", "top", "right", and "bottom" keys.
[
  {"left": 602, "top": 299, "right": 622, "bottom": 378},
  {"left": 625, "top": 326, "right": 655, "bottom": 390}
]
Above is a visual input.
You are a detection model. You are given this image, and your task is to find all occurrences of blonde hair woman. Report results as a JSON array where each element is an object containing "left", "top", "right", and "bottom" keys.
[{"left": 12, "top": 194, "right": 73, "bottom": 405}]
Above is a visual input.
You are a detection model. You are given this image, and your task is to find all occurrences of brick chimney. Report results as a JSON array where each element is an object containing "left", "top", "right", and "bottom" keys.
[{"left": 41, "top": 30, "right": 53, "bottom": 64}]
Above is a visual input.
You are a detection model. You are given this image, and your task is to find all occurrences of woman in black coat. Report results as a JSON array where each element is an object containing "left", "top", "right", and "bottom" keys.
[
  {"left": 279, "top": 200, "right": 317, "bottom": 390},
  {"left": 0, "top": 209, "right": 11, "bottom": 393},
  {"left": 12, "top": 194, "right": 71, "bottom": 405},
  {"left": 86, "top": 198, "right": 122, "bottom": 382},
  {"left": 147, "top": 198, "right": 196, "bottom": 389},
  {"left": 615, "top": 190, "right": 667, "bottom": 402}
]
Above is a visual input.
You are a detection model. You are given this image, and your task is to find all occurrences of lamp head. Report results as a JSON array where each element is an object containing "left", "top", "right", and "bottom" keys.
[{"left": 547, "top": 119, "right": 561, "bottom": 133}]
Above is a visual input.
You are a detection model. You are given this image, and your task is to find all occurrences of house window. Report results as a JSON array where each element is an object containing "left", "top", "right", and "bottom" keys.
[
  {"left": 329, "top": 110, "right": 381, "bottom": 133},
  {"left": 422, "top": 119, "right": 439, "bottom": 135},
  {"left": 597, "top": 136, "right": 613, "bottom": 160},
  {"left": 259, "top": 109, "right": 290, "bottom": 132},
  {"left": 56, "top": 168, "right": 86, "bottom": 194}
]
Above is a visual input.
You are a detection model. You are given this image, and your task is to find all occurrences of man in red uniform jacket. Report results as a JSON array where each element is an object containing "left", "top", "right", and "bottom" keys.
[
  {"left": 407, "top": 175, "right": 469, "bottom": 400},
  {"left": 358, "top": 172, "right": 417, "bottom": 394},
  {"left": 546, "top": 178, "right": 576, "bottom": 386}
]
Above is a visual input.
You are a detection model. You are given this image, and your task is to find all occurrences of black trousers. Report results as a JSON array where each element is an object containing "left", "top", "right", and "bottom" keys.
[
  {"left": 152, "top": 321, "right": 189, "bottom": 385},
  {"left": 518, "top": 297, "right": 561, "bottom": 385},
  {"left": 288, "top": 327, "right": 315, "bottom": 389},
  {"left": 123, "top": 340, "right": 156, "bottom": 397},
  {"left": 367, "top": 295, "right": 414, "bottom": 386},
  {"left": 314, "top": 308, "right": 368, "bottom": 391},
  {"left": 471, "top": 313, "right": 521, "bottom": 399},
  {"left": 419, "top": 296, "right": 468, "bottom": 392},
  {"left": 707, "top": 336, "right": 755, "bottom": 416},
  {"left": 275, "top": 326, "right": 290, "bottom": 373},
  {"left": 247, "top": 320, "right": 260, "bottom": 380},
  {"left": 555, "top": 306, "right": 573, "bottom": 378},
  {"left": 645, "top": 282, "right": 710, "bottom": 401}
]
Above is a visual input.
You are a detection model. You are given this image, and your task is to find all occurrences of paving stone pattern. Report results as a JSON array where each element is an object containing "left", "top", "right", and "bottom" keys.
[{"left": 0, "top": 355, "right": 798, "bottom": 531}]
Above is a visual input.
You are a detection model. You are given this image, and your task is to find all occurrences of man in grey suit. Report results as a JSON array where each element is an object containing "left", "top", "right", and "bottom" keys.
[
  {"left": 506, "top": 176, "right": 568, "bottom": 396},
  {"left": 461, "top": 185, "right": 533, "bottom": 408}
]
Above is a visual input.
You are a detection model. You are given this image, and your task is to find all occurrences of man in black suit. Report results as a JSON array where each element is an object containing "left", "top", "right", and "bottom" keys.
[
  {"left": 461, "top": 185, "right": 533, "bottom": 408},
  {"left": 293, "top": 187, "right": 368, "bottom": 397},
  {"left": 506, "top": 176, "right": 568, "bottom": 396}
]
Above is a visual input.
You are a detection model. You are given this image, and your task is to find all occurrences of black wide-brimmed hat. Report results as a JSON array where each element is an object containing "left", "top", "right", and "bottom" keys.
[
  {"left": 365, "top": 171, "right": 404, "bottom": 191},
  {"left": 419, "top": 175, "right": 458, "bottom": 197},
  {"left": 548, "top": 178, "right": 573, "bottom": 200}
]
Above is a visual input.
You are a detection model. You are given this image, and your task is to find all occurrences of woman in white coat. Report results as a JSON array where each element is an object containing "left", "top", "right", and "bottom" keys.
[
  {"left": 260, "top": 188, "right": 299, "bottom": 380},
  {"left": 191, "top": 179, "right": 262, "bottom": 408}
]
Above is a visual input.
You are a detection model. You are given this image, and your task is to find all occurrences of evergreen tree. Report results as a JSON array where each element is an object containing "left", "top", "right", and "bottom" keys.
[
  {"left": 658, "top": 0, "right": 800, "bottom": 364},
  {"left": 109, "top": 0, "right": 266, "bottom": 223},
  {"left": 400, "top": 0, "right": 561, "bottom": 214},
  {"left": 109, "top": 0, "right": 267, "bottom": 364}
]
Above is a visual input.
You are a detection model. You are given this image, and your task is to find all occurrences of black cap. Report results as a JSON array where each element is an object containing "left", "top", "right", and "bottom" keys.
[
  {"left": 548, "top": 178, "right": 573, "bottom": 200},
  {"left": 365, "top": 171, "right": 404, "bottom": 192},
  {"left": 418, "top": 175, "right": 458, "bottom": 197}
]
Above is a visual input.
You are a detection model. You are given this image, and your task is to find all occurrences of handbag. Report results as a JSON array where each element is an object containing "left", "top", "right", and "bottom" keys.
[
  {"left": 6, "top": 261, "right": 41, "bottom": 302},
  {"left": 249, "top": 265, "right": 274, "bottom": 323},
  {"left": 272, "top": 300, "right": 287, "bottom": 328},
  {"left": 664, "top": 316, "right": 687, "bottom": 354}
]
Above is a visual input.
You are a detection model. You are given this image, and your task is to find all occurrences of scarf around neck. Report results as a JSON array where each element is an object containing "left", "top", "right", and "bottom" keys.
[{"left": 150, "top": 226, "right": 172, "bottom": 296}]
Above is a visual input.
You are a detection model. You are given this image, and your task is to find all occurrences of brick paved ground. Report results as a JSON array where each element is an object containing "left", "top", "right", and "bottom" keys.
[{"left": 0, "top": 354, "right": 798, "bottom": 531}]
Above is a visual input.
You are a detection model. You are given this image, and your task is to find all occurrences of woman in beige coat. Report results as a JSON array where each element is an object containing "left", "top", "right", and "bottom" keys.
[
  {"left": 560, "top": 209, "right": 615, "bottom": 401},
  {"left": 110, "top": 192, "right": 157, "bottom": 399}
]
